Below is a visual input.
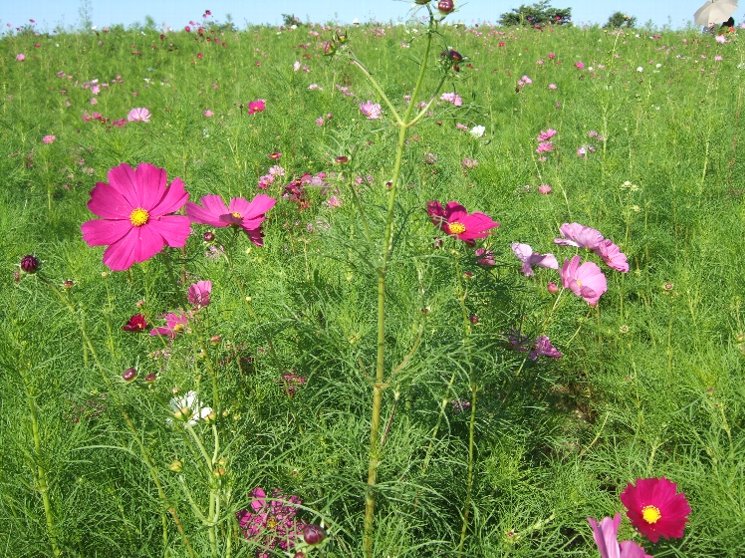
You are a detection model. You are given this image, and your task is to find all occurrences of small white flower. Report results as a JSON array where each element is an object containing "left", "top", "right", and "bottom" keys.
[
  {"left": 636, "top": 66, "right": 644, "bottom": 72},
  {"left": 470, "top": 125, "right": 486, "bottom": 138},
  {"left": 168, "top": 391, "right": 213, "bottom": 427}
]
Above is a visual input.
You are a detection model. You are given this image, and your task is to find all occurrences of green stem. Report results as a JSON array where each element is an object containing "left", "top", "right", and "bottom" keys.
[
  {"left": 361, "top": 18, "right": 437, "bottom": 558},
  {"left": 458, "top": 384, "right": 478, "bottom": 553},
  {"left": 21, "top": 369, "right": 62, "bottom": 557}
]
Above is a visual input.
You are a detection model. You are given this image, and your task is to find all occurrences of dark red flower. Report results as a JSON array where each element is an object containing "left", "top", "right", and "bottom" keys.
[{"left": 122, "top": 313, "right": 149, "bottom": 332}]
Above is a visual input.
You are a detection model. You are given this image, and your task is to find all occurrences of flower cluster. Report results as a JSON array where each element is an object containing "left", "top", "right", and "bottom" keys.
[
  {"left": 237, "top": 487, "right": 304, "bottom": 556},
  {"left": 588, "top": 477, "right": 691, "bottom": 557}
]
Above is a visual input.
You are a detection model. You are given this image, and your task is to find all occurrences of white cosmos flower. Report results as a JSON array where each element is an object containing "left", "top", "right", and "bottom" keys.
[
  {"left": 470, "top": 125, "right": 486, "bottom": 138},
  {"left": 168, "top": 391, "right": 213, "bottom": 427}
]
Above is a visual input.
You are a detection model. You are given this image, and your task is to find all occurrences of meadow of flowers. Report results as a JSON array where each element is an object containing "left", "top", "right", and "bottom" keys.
[{"left": 1, "top": 3, "right": 745, "bottom": 557}]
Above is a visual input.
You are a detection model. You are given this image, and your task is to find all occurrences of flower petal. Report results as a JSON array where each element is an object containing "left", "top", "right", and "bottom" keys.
[
  {"left": 150, "top": 176, "right": 189, "bottom": 216},
  {"left": 134, "top": 163, "right": 168, "bottom": 210},
  {"left": 186, "top": 195, "right": 229, "bottom": 227},
  {"left": 87, "top": 183, "right": 132, "bottom": 218},
  {"left": 151, "top": 215, "right": 192, "bottom": 247},
  {"left": 81, "top": 218, "right": 132, "bottom": 247},
  {"left": 101, "top": 223, "right": 165, "bottom": 271}
]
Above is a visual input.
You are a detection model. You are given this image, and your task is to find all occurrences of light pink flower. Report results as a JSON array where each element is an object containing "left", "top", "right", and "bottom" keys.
[
  {"left": 554, "top": 223, "right": 604, "bottom": 250},
  {"left": 81, "top": 163, "right": 191, "bottom": 271},
  {"left": 315, "top": 116, "right": 325, "bottom": 126},
  {"left": 537, "top": 129, "right": 557, "bottom": 142},
  {"left": 588, "top": 514, "right": 652, "bottom": 558},
  {"left": 715, "top": 34, "right": 727, "bottom": 44},
  {"left": 42, "top": 135, "right": 56, "bottom": 144},
  {"left": 203, "top": 109, "right": 214, "bottom": 117},
  {"left": 536, "top": 141, "right": 554, "bottom": 154},
  {"left": 359, "top": 101, "right": 382, "bottom": 120},
  {"left": 188, "top": 280, "right": 212, "bottom": 308},
  {"left": 440, "top": 92, "right": 463, "bottom": 106},
  {"left": 560, "top": 255, "right": 608, "bottom": 306},
  {"left": 575, "top": 61, "right": 585, "bottom": 69},
  {"left": 548, "top": 83, "right": 558, "bottom": 90},
  {"left": 511, "top": 242, "right": 558, "bottom": 276},
  {"left": 150, "top": 311, "right": 189, "bottom": 338},
  {"left": 127, "top": 107, "right": 151, "bottom": 122},
  {"left": 186, "top": 194, "right": 276, "bottom": 246},
  {"left": 537, "top": 184, "right": 552, "bottom": 195},
  {"left": 247, "top": 99, "right": 266, "bottom": 115},
  {"left": 16, "top": 53, "right": 26, "bottom": 61},
  {"left": 595, "top": 239, "right": 629, "bottom": 272}
]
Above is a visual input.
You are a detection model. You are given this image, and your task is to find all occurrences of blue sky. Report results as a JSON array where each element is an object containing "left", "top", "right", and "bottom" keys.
[{"left": 1, "top": 1, "right": 738, "bottom": 31}]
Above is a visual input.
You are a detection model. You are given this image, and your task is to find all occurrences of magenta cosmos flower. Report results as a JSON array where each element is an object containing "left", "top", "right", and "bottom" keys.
[
  {"left": 587, "top": 514, "right": 651, "bottom": 558},
  {"left": 186, "top": 194, "right": 276, "bottom": 246},
  {"left": 427, "top": 201, "right": 499, "bottom": 244},
  {"left": 236, "top": 487, "right": 304, "bottom": 554},
  {"left": 81, "top": 163, "right": 191, "bottom": 271},
  {"left": 620, "top": 477, "right": 692, "bottom": 543},
  {"left": 560, "top": 255, "right": 607, "bottom": 306},
  {"left": 150, "top": 311, "right": 189, "bottom": 338},
  {"left": 247, "top": 99, "right": 266, "bottom": 115}
]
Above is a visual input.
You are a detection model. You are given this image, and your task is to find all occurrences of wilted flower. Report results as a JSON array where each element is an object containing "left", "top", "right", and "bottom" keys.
[{"left": 529, "top": 335, "right": 562, "bottom": 361}]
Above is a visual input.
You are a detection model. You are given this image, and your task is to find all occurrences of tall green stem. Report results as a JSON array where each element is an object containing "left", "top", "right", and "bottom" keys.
[
  {"left": 458, "top": 384, "right": 478, "bottom": 552},
  {"left": 361, "top": 18, "right": 437, "bottom": 558}
]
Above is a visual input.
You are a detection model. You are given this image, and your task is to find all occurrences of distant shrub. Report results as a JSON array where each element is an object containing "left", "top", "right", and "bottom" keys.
[
  {"left": 499, "top": 1, "right": 572, "bottom": 27},
  {"left": 604, "top": 11, "right": 637, "bottom": 29},
  {"left": 282, "top": 13, "right": 303, "bottom": 27}
]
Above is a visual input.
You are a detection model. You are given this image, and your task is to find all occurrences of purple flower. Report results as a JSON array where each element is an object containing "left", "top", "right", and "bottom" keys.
[
  {"left": 529, "top": 336, "right": 562, "bottom": 361},
  {"left": 236, "top": 487, "right": 305, "bottom": 554},
  {"left": 187, "top": 280, "right": 212, "bottom": 308},
  {"left": 511, "top": 242, "right": 558, "bottom": 276}
]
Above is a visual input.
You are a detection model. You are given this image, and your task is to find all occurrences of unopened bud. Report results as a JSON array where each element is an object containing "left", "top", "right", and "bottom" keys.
[
  {"left": 437, "top": 0, "right": 455, "bottom": 14},
  {"left": 302, "top": 524, "right": 327, "bottom": 545},
  {"left": 20, "top": 254, "right": 40, "bottom": 274},
  {"left": 121, "top": 367, "right": 137, "bottom": 382}
]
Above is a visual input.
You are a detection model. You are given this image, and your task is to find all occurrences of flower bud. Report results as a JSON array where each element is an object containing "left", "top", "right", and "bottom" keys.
[
  {"left": 438, "top": 0, "right": 454, "bottom": 14},
  {"left": 335, "top": 30, "right": 348, "bottom": 44},
  {"left": 302, "top": 523, "right": 327, "bottom": 545},
  {"left": 547, "top": 282, "right": 559, "bottom": 294},
  {"left": 20, "top": 254, "right": 40, "bottom": 274},
  {"left": 203, "top": 231, "right": 215, "bottom": 242},
  {"left": 168, "top": 459, "right": 183, "bottom": 472},
  {"left": 121, "top": 367, "right": 137, "bottom": 382},
  {"left": 144, "top": 372, "right": 157, "bottom": 383}
]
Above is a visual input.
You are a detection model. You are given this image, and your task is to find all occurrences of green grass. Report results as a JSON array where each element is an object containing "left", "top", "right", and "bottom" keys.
[{"left": 1, "top": 13, "right": 744, "bottom": 558}]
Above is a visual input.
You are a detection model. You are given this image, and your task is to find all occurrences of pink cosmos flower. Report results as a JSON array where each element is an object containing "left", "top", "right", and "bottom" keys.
[
  {"left": 81, "top": 163, "right": 191, "bottom": 271},
  {"left": 203, "top": 109, "right": 214, "bottom": 117},
  {"left": 588, "top": 514, "right": 652, "bottom": 558},
  {"left": 149, "top": 311, "right": 189, "bottom": 338},
  {"left": 440, "top": 92, "right": 463, "bottom": 106},
  {"left": 536, "top": 141, "right": 554, "bottom": 154},
  {"left": 187, "top": 280, "right": 212, "bottom": 308},
  {"left": 236, "top": 487, "right": 304, "bottom": 554},
  {"left": 16, "top": 53, "right": 26, "bottom": 61},
  {"left": 537, "top": 129, "right": 557, "bottom": 142},
  {"left": 575, "top": 61, "right": 585, "bottom": 69},
  {"left": 577, "top": 146, "right": 588, "bottom": 158},
  {"left": 560, "top": 255, "right": 608, "bottom": 306},
  {"left": 620, "top": 477, "right": 692, "bottom": 543},
  {"left": 511, "top": 243, "right": 558, "bottom": 276},
  {"left": 427, "top": 200, "right": 499, "bottom": 244},
  {"left": 715, "top": 34, "right": 727, "bottom": 44},
  {"left": 42, "top": 135, "right": 56, "bottom": 144},
  {"left": 359, "top": 101, "right": 382, "bottom": 119},
  {"left": 127, "top": 107, "right": 151, "bottom": 122},
  {"left": 186, "top": 194, "right": 276, "bottom": 246},
  {"left": 595, "top": 239, "right": 629, "bottom": 272},
  {"left": 247, "top": 99, "right": 266, "bottom": 115},
  {"left": 538, "top": 184, "right": 552, "bottom": 195},
  {"left": 554, "top": 223, "right": 604, "bottom": 250},
  {"left": 548, "top": 83, "right": 558, "bottom": 90}
]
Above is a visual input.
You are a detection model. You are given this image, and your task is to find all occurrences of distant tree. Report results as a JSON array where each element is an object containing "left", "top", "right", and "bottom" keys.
[
  {"left": 499, "top": 1, "right": 572, "bottom": 27},
  {"left": 282, "top": 14, "right": 303, "bottom": 27},
  {"left": 604, "top": 11, "right": 636, "bottom": 29}
]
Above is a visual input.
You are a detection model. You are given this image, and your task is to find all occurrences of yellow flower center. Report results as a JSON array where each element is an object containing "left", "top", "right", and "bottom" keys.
[
  {"left": 448, "top": 222, "right": 466, "bottom": 234},
  {"left": 173, "top": 324, "right": 185, "bottom": 333},
  {"left": 641, "top": 505, "right": 662, "bottom": 524},
  {"left": 231, "top": 212, "right": 242, "bottom": 219},
  {"left": 266, "top": 517, "right": 278, "bottom": 530},
  {"left": 129, "top": 207, "right": 150, "bottom": 227}
]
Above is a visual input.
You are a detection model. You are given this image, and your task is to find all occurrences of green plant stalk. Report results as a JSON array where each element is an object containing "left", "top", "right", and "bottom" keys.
[
  {"left": 458, "top": 384, "right": 478, "bottom": 552},
  {"left": 360, "top": 18, "right": 437, "bottom": 558},
  {"left": 21, "top": 370, "right": 62, "bottom": 557},
  {"left": 186, "top": 424, "right": 220, "bottom": 558}
]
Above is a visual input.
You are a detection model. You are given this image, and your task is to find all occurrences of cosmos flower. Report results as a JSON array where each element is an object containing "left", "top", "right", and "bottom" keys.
[
  {"left": 427, "top": 200, "right": 499, "bottom": 244},
  {"left": 440, "top": 92, "right": 463, "bottom": 106},
  {"left": 186, "top": 194, "right": 276, "bottom": 246},
  {"left": 554, "top": 223, "right": 605, "bottom": 250},
  {"left": 187, "top": 280, "right": 212, "bottom": 308},
  {"left": 42, "top": 135, "right": 56, "bottom": 144},
  {"left": 359, "top": 100, "right": 382, "bottom": 119},
  {"left": 560, "top": 255, "right": 608, "bottom": 306},
  {"left": 470, "top": 125, "right": 486, "bottom": 138},
  {"left": 168, "top": 391, "right": 213, "bottom": 427},
  {"left": 588, "top": 514, "right": 652, "bottom": 558},
  {"left": 236, "top": 487, "right": 305, "bottom": 554},
  {"left": 529, "top": 335, "right": 562, "bottom": 361},
  {"left": 620, "top": 477, "right": 691, "bottom": 543},
  {"left": 247, "top": 99, "right": 266, "bottom": 115},
  {"left": 511, "top": 242, "right": 558, "bottom": 276},
  {"left": 595, "top": 239, "right": 629, "bottom": 272},
  {"left": 122, "top": 313, "right": 149, "bottom": 332},
  {"left": 149, "top": 311, "right": 189, "bottom": 338},
  {"left": 81, "top": 163, "right": 191, "bottom": 271},
  {"left": 127, "top": 107, "right": 151, "bottom": 122}
]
